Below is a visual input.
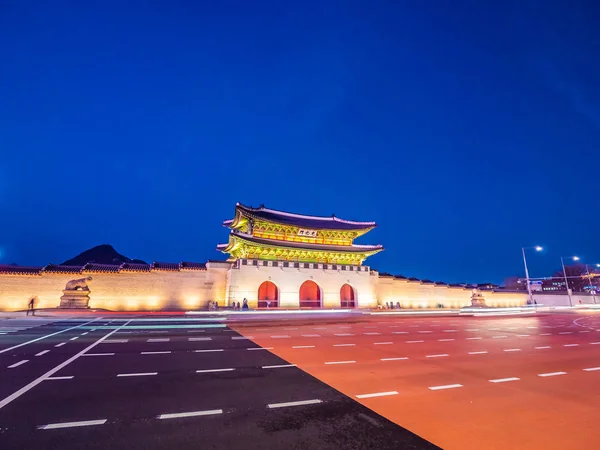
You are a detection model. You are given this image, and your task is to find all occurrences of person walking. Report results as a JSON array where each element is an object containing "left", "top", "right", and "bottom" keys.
[{"left": 27, "top": 297, "right": 35, "bottom": 316}]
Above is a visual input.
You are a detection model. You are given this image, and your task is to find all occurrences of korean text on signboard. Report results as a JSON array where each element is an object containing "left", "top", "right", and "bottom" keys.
[{"left": 297, "top": 229, "right": 317, "bottom": 237}]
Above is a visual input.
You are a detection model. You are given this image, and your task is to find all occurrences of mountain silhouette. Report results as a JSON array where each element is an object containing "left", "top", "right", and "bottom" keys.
[{"left": 61, "top": 244, "right": 146, "bottom": 265}]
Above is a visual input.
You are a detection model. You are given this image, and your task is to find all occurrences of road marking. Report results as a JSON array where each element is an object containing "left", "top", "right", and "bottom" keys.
[
  {"left": 81, "top": 332, "right": 89, "bottom": 335},
  {"left": 158, "top": 409, "right": 223, "bottom": 419},
  {"left": 325, "top": 360, "right": 356, "bottom": 365},
  {"left": 564, "top": 344, "right": 579, "bottom": 347},
  {"left": 302, "top": 334, "right": 320, "bottom": 337},
  {"left": 141, "top": 351, "right": 172, "bottom": 355},
  {"left": 443, "top": 330, "right": 457, "bottom": 332},
  {"left": 381, "top": 357, "right": 408, "bottom": 361},
  {"left": 54, "top": 343, "right": 66, "bottom": 348},
  {"left": 559, "top": 332, "right": 573, "bottom": 335},
  {"left": 579, "top": 330, "right": 591, "bottom": 333},
  {"left": 292, "top": 345, "right": 315, "bottom": 349},
  {"left": 364, "top": 332, "right": 381, "bottom": 335},
  {"left": 356, "top": 391, "right": 398, "bottom": 399},
  {"left": 489, "top": 377, "right": 520, "bottom": 383},
  {"left": 538, "top": 372, "right": 567, "bottom": 377},
  {"left": 335, "top": 333, "right": 353, "bottom": 336},
  {"left": 195, "top": 349, "right": 224, "bottom": 353},
  {"left": 0, "top": 319, "right": 132, "bottom": 411},
  {"left": 535, "top": 346, "right": 551, "bottom": 349},
  {"left": 102, "top": 339, "right": 128, "bottom": 343},
  {"left": 492, "top": 336, "right": 508, "bottom": 339},
  {"left": 196, "top": 368, "right": 235, "bottom": 373},
  {"left": 0, "top": 318, "right": 101, "bottom": 355},
  {"left": 418, "top": 331, "right": 433, "bottom": 333},
  {"left": 117, "top": 372, "right": 157, "bottom": 377},
  {"left": 468, "top": 351, "right": 488, "bottom": 355},
  {"left": 45, "top": 376, "right": 73, "bottom": 380},
  {"left": 583, "top": 367, "right": 600, "bottom": 372},
  {"left": 466, "top": 329, "right": 479, "bottom": 332},
  {"left": 392, "top": 331, "right": 408, "bottom": 334},
  {"left": 364, "top": 326, "right": 377, "bottom": 329},
  {"left": 262, "top": 364, "right": 296, "bottom": 369},
  {"left": 374, "top": 342, "right": 393, "bottom": 345},
  {"left": 38, "top": 419, "right": 107, "bottom": 430},
  {"left": 539, "top": 333, "right": 551, "bottom": 336},
  {"left": 35, "top": 350, "right": 50, "bottom": 357},
  {"left": 247, "top": 347, "right": 273, "bottom": 351},
  {"left": 283, "top": 328, "right": 298, "bottom": 330},
  {"left": 333, "top": 343, "right": 355, "bottom": 347},
  {"left": 8, "top": 360, "right": 28, "bottom": 369},
  {"left": 69, "top": 336, "right": 79, "bottom": 341},
  {"left": 590, "top": 342, "right": 600, "bottom": 345},
  {"left": 268, "top": 399, "right": 322, "bottom": 409},
  {"left": 83, "top": 353, "right": 115, "bottom": 357},
  {"left": 466, "top": 337, "right": 482, "bottom": 340},
  {"left": 426, "top": 354, "right": 448, "bottom": 358},
  {"left": 148, "top": 338, "right": 170, "bottom": 342},
  {"left": 438, "top": 339, "right": 455, "bottom": 342},
  {"left": 516, "top": 334, "right": 530, "bottom": 337},
  {"left": 232, "top": 336, "right": 252, "bottom": 340},
  {"left": 189, "top": 337, "right": 212, "bottom": 341},
  {"left": 406, "top": 340, "right": 424, "bottom": 343},
  {"left": 271, "top": 335, "right": 290, "bottom": 338},
  {"left": 527, "top": 326, "right": 537, "bottom": 329},
  {"left": 503, "top": 348, "right": 521, "bottom": 352},
  {"left": 429, "top": 384, "right": 462, "bottom": 391}
]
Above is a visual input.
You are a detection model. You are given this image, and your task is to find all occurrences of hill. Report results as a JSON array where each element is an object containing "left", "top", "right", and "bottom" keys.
[{"left": 61, "top": 244, "right": 146, "bottom": 265}]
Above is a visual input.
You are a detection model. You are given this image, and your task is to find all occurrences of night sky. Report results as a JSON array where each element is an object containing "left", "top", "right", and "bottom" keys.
[{"left": 1, "top": 1, "right": 599, "bottom": 283}]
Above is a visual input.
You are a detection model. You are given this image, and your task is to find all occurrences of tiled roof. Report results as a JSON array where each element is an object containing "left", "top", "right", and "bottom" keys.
[
  {"left": 82, "top": 263, "right": 120, "bottom": 273},
  {"left": 233, "top": 203, "right": 377, "bottom": 231},
  {"left": 0, "top": 265, "right": 43, "bottom": 275},
  {"left": 180, "top": 261, "right": 206, "bottom": 270},
  {"left": 119, "top": 263, "right": 152, "bottom": 272},
  {"left": 152, "top": 262, "right": 181, "bottom": 271},
  {"left": 42, "top": 265, "right": 83, "bottom": 274}
]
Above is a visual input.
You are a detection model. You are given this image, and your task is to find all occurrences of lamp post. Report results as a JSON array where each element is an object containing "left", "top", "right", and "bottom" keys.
[
  {"left": 522, "top": 246, "right": 542, "bottom": 305},
  {"left": 561, "top": 256, "right": 579, "bottom": 307},
  {"left": 584, "top": 264, "right": 599, "bottom": 305}
]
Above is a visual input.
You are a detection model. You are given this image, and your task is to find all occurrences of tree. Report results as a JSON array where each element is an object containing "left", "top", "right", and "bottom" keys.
[{"left": 547, "top": 264, "right": 597, "bottom": 292}]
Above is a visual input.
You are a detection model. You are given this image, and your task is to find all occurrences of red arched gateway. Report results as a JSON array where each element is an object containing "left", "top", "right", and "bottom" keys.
[
  {"left": 340, "top": 284, "right": 356, "bottom": 308},
  {"left": 299, "top": 280, "right": 321, "bottom": 308},
  {"left": 257, "top": 281, "right": 278, "bottom": 308}
]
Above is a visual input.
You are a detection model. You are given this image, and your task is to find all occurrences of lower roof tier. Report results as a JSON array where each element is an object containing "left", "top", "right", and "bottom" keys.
[{"left": 217, "top": 232, "right": 383, "bottom": 265}]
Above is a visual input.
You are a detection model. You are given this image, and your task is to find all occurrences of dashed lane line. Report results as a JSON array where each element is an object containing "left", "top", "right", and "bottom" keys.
[
  {"left": 262, "top": 364, "right": 296, "bottom": 369},
  {"left": 38, "top": 419, "right": 107, "bottom": 430},
  {"left": 54, "top": 342, "right": 66, "bottom": 348},
  {"left": 538, "top": 372, "right": 567, "bottom": 377},
  {"left": 117, "top": 372, "right": 157, "bottom": 377},
  {"left": 8, "top": 360, "right": 28, "bottom": 369},
  {"left": 374, "top": 342, "right": 393, "bottom": 345},
  {"left": 381, "top": 357, "right": 408, "bottom": 361},
  {"left": 489, "top": 377, "right": 520, "bottom": 383},
  {"left": 141, "top": 351, "right": 172, "bottom": 355},
  {"left": 101, "top": 339, "right": 128, "bottom": 344},
  {"left": 45, "top": 376, "right": 73, "bottom": 380},
  {"left": 302, "top": 334, "right": 320, "bottom": 337},
  {"left": 196, "top": 368, "right": 235, "bottom": 374},
  {"left": 335, "top": 333, "right": 354, "bottom": 337},
  {"left": 195, "top": 349, "right": 225, "bottom": 353},
  {"left": 564, "top": 344, "right": 579, "bottom": 347},
  {"left": 492, "top": 336, "right": 508, "bottom": 339},
  {"left": 503, "top": 349, "right": 521, "bottom": 352},
  {"left": 271, "top": 335, "right": 290, "bottom": 339},
  {"left": 189, "top": 337, "right": 212, "bottom": 341},
  {"left": 468, "top": 351, "right": 488, "bottom": 355},
  {"left": 268, "top": 399, "right": 322, "bottom": 409},
  {"left": 35, "top": 350, "right": 50, "bottom": 357},
  {"left": 466, "top": 337, "right": 482, "bottom": 340},
  {"left": 83, "top": 353, "right": 115, "bottom": 356},
  {"left": 356, "top": 391, "right": 399, "bottom": 399},
  {"left": 429, "top": 384, "right": 463, "bottom": 391},
  {"left": 438, "top": 339, "right": 455, "bottom": 342},
  {"left": 292, "top": 345, "right": 315, "bottom": 349},
  {"left": 535, "top": 346, "right": 551, "bottom": 349},
  {"left": 147, "top": 338, "right": 170, "bottom": 343},
  {"left": 325, "top": 360, "right": 356, "bottom": 365},
  {"left": 583, "top": 367, "right": 600, "bottom": 372},
  {"left": 406, "top": 340, "right": 424, "bottom": 343},
  {"left": 247, "top": 347, "right": 273, "bottom": 351},
  {"left": 69, "top": 337, "right": 79, "bottom": 341},
  {"left": 158, "top": 409, "right": 223, "bottom": 419},
  {"left": 333, "top": 343, "right": 355, "bottom": 347},
  {"left": 426, "top": 354, "right": 448, "bottom": 358}
]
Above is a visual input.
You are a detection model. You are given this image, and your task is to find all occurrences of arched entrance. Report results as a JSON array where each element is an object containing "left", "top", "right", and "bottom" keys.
[
  {"left": 257, "top": 281, "right": 278, "bottom": 308},
  {"left": 299, "top": 280, "right": 321, "bottom": 308},
  {"left": 340, "top": 284, "right": 356, "bottom": 308}
]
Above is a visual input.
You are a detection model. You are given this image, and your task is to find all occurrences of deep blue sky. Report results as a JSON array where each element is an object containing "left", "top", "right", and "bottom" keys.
[{"left": 1, "top": 1, "right": 599, "bottom": 283}]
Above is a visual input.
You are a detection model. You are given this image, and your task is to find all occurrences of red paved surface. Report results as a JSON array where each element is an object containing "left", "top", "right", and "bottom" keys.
[{"left": 230, "top": 312, "right": 600, "bottom": 449}]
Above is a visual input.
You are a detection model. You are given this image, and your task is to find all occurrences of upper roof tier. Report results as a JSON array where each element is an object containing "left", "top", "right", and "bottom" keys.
[{"left": 224, "top": 203, "right": 377, "bottom": 231}]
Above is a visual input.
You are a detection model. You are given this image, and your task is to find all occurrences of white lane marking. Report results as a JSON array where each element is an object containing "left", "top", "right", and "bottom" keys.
[
  {"left": 583, "top": 367, "right": 600, "bottom": 372},
  {"left": 0, "top": 318, "right": 101, "bottom": 355},
  {"left": 538, "top": 372, "right": 566, "bottom": 377},
  {"left": 0, "top": 319, "right": 132, "bottom": 411},
  {"left": 102, "top": 339, "right": 128, "bottom": 343},
  {"left": 579, "top": 330, "right": 591, "bottom": 333},
  {"left": 356, "top": 391, "right": 399, "bottom": 399},
  {"left": 535, "top": 346, "right": 551, "bottom": 349},
  {"left": 406, "top": 340, "right": 424, "bottom": 343},
  {"left": 231, "top": 336, "right": 252, "bottom": 340},
  {"left": 8, "top": 360, "right": 28, "bottom": 369},
  {"left": 492, "top": 336, "right": 508, "bottom": 339},
  {"left": 426, "top": 354, "right": 448, "bottom": 358},
  {"left": 364, "top": 332, "right": 381, "bottom": 336},
  {"left": 69, "top": 337, "right": 79, "bottom": 341},
  {"left": 81, "top": 332, "right": 89, "bottom": 336},
  {"left": 195, "top": 349, "right": 224, "bottom": 353},
  {"left": 418, "top": 331, "right": 433, "bottom": 334},
  {"left": 590, "top": 342, "right": 600, "bottom": 345},
  {"left": 539, "top": 333, "right": 551, "bottom": 336},
  {"left": 325, "top": 360, "right": 356, "bottom": 365},
  {"left": 268, "top": 399, "right": 322, "bottom": 409},
  {"left": 468, "top": 351, "right": 488, "bottom": 355},
  {"left": 45, "top": 376, "right": 73, "bottom": 380},
  {"left": 516, "top": 334, "right": 530, "bottom": 337},
  {"left": 82, "top": 353, "right": 115, "bottom": 357},
  {"left": 141, "top": 351, "right": 172, "bottom": 355},
  {"left": 187, "top": 330, "right": 205, "bottom": 333},
  {"left": 302, "top": 334, "right": 320, "bottom": 337},
  {"left": 527, "top": 326, "right": 537, "bottom": 329},
  {"left": 117, "top": 372, "right": 157, "bottom": 377},
  {"left": 196, "top": 368, "right": 235, "bottom": 373},
  {"left": 374, "top": 342, "right": 393, "bottom": 345},
  {"left": 564, "top": 344, "right": 579, "bottom": 347},
  {"left": 443, "top": 330, "right": 457, "bottom": 333},
  {"left": 429, "top": 384, "right": 463, "bottom": 391},
  {"left": 392, "top": 331, "right": 408, "bottom": 334},
  {"left": 466, "top": 337, "right": 482, "bottom": 340},
  {"left": 247, "top": 347, "right": 273, "bottom": 351},
  {"left": 438, "top": 339, "right": 455, "bottom": 342},
  {"left": 271, "top": 335, "right": 290, "bottom": 339},
  {"left": 292, "top": 345, "right": 315, "bottom": 349},
  {"left": 335, "top": 333, "right": 354, "bottom": 337},
  {"left": 559, "top": 332, "right": 573, "bottom": 335},
  {"left": 147, "top": 338, "right": 170, "bottom": 343},
  {"left": 381, "top": 357, "right": 408, "bottom": 361},
  {"left": 189, "top": 337, "right": 212, "bottom": 341},
  {"left": 38, "top": 419, "right": 107, "bottom": 429},
  {"left": 339, "top": 326, "right": 352, "bottom": 329},
  {"left": 35, "top": 350, "right": 50, "bottom": 357},
  {"left": 466, "top": 329, "right": 479, "bottom": 332},
  {"left": 54, "top": 343, "right": 66, "bottom": 348},
  {"left": 262, "top": 364, "right": 296, "bottom": 369},
  {"left": 333, "top": 343, "right": 355, "bottom": 347},
  {"left": 503, "top": 349, "right": 521, "bottom": 352},
  {"left": 158, "top": 409, "right": 223, "bottom": 419},
  {"left": 489, "top": 377, "right": 520, "bottom": 383}
]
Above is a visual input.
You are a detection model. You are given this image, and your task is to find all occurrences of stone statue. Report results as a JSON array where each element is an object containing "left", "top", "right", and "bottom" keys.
[
  {"left": 65, "top": 277, "right": 93, "bottom": 291},
  {"left": 59, "top": 277, "right": 93, "bottom": 309},
  {"left": 470, "top": 288, "right": 486, "bottom": 307}
]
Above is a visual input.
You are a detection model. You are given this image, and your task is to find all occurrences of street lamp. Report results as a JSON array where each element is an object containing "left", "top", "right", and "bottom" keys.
[
  {"left": 561, "top": 256, "right": 579, "bottom": 307},
  {"left": 522, "top": 246, "right": 543, "bottom": 305},
  {"left": 584, "top": 263, "right": 599, "bottom": 304}
]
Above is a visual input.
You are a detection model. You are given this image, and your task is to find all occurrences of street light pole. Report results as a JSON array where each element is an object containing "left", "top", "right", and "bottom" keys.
[
  {"left": 561, "top": 256, "right": 578, "bottom": 307},
  {"left": 585, "top": 264, "right": 597, "bottom": 305},
  {"left": 522, "top": 246, "right": 542, "bottom": 305}
]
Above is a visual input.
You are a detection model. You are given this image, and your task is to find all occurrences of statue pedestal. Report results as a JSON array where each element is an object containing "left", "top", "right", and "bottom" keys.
[
  {"left": 59, "top": 290, "right": 90, "bottom": 309},
  {"left": 471, "top": 296, "right": 487, "bottom": 307}
]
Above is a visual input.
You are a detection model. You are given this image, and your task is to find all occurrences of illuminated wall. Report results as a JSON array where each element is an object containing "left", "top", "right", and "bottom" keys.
[{"left": 0, "top": 262, "right": 230, "bottom": 311}]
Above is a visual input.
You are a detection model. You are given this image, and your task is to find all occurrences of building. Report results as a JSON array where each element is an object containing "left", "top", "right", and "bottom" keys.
[{"left": 0, "top": 203, "right": 527, "bottom": 311}]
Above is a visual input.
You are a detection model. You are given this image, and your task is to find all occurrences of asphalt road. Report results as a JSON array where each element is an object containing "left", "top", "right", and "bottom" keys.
[{"left": 0, "top": 316, "right": 438, "bottom": 450}]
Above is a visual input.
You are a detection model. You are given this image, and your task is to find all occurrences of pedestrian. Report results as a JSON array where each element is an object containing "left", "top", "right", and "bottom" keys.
[
  {"left": 385, "top": 301, "right": 390, "bottom": 309},
  {"left": 396, "top": 301, "right": 401, "bottom": 309},
  {"left": 266, "top": 300, "right": 271, "bottom": 309},
  {"left": 242, "top": 298, "right": 248, "bottom": 311},
  {"left": 237, "top": 301, "right": 241, "bottom": 310},
  {"left": 27, "top": 297, "right": 35, "bottom": 316}
]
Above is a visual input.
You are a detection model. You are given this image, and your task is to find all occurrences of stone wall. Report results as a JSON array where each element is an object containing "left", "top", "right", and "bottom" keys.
[{"left": 0, "top": 262, "right": 230, "bottom": 311}]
